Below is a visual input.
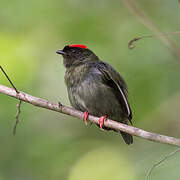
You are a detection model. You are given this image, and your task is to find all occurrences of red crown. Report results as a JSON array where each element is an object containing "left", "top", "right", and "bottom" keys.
[{"left": 68, "top": 44, "right": 87, "bottom": 49}]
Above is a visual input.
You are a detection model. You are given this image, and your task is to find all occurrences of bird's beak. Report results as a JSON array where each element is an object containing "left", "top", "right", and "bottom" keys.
[{"left": 56, "top": 50, "right": 66, "bottom": 55}]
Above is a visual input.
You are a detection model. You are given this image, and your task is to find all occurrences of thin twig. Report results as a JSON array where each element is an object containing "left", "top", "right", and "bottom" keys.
[
  {"left": 13, "top": 100, "right": 22, "bottom": 135},
  {"left": 122, "top": 0, "right": 180, "bottom": 60},
  {"left": 128, "top": 31, "right": 180, "bottom": 49},
  {"left": 0, "top": 84, "right": 180, "bottom": 146},
  {"left": 0, "top": 66, "right": 19, "bottom": 93},
  {"left": 143, "top": 148, "right": 180, "bottom": 180},
  {"left": 0, "top": 66, "right": 22, "bottom": 134}
]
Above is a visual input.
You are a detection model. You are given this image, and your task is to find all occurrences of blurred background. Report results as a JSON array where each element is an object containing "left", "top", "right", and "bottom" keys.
[{"left": 0, "top": 0, "right": 180, "bottom": 179}]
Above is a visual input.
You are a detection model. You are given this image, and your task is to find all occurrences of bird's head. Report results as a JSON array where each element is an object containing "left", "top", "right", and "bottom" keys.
[{"left": 56, "top": 44, "right": 98, "bottom": 68}]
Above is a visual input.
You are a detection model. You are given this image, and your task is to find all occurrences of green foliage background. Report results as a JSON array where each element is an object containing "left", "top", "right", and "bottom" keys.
[{"left": 0, "top": 0, "right": 180, "bottom": 179}]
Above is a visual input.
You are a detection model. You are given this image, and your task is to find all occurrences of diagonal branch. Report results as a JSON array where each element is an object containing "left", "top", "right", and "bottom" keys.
[
  {"left": 0, "top": 66, "right": 22, "bottom": 135},
  {"left": 0, "top": 83, "right": 180, "bottom": 146},
  {"left": 143, "top": 148, "right": 180, "bottom": 180},
  {"left": 0, "top": 66, "right": 19, "bottom": 93},
  {"left": 122, "top": 0, "right": 180, "bottom": 60}
]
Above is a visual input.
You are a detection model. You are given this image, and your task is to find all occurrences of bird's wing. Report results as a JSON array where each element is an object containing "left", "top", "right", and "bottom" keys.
[{"left": 96, "top": 62, "right": 132, "bottom": 123}]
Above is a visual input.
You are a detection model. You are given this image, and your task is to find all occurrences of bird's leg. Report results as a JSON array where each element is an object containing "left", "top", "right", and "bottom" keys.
[
  {"left": 98, "top": 116, "right": 107, "bottom": 129},
  {"left": 83, "top": 111, "right": 89, "bottom": 125}
]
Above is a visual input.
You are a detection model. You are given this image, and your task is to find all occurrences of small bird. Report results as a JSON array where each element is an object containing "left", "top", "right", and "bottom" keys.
[{"left": 56, "top": 44, "right": 133, "bottom": 145}]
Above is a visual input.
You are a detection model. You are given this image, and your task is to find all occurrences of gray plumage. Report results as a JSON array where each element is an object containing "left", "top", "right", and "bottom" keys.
[{"left": 57, "top": 45, "right": 133, "bottom": 144}]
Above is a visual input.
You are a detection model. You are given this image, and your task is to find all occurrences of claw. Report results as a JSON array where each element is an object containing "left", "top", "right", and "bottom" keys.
[
  {"left": 98, "top": 116, "right": 107, "bottom": 129},
  {"left": 83, "top": 111, "right": 89, "bottom": 125},
  {"left": 58, "top": 102, "right": 62, "bottom": 108}
]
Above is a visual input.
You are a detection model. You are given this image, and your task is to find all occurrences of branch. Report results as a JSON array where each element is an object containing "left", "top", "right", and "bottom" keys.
[
  {"left": 0, "top": 84, "right": 180, "bottom": 146},
  {"left": 128, "top": 31, "right": 180, "bottom": 50},
  {"left": 0, "top": 66, "right": 19, "bottom": 93},
  {"left": 13, "top": 100, "right": 22, "bottom": 135},
  {"left": 143, "top": 148, "right": 180, "bottom": 180},
  {"left": 0, "top": 66, "right": 23, "bottom": 135},
  {"left": 122, "top": 0, "right": 180, "bottom": 60}
]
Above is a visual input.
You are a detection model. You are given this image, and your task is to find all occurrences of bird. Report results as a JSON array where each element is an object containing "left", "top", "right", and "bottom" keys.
[{"left": 56, "top": 44, "right": 133, "bottom": 145}]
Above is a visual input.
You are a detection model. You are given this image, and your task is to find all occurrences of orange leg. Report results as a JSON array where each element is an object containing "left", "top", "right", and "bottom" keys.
[
  {"left": 98, "top": 116, "right": 107, "bottom": 129},
  {"left": 83, "top": 111, "right": 89, "bottom": 125}
]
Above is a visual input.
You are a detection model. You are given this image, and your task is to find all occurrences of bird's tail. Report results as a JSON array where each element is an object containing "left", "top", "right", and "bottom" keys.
[
  {"left": 120, "top": 131, "right": 133, "bottom": 145},
  {"left": 96, "top": 123, "right": 133, "bottom": 145}
]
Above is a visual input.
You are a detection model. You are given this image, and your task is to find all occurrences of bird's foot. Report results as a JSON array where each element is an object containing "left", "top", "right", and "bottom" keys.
[
  {"left": 58, "top": 102, "right": 62, "bottom": 108},
  {"left": 83, "top": 111, "right": 89, "bottom": 125},
  {"left": 98, "top": 116, "right": 107, "bottom": 129}
]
